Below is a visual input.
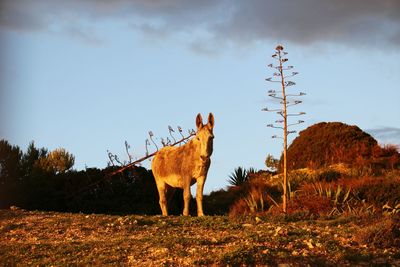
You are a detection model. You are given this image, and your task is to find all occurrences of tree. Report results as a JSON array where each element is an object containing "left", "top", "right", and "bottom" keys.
[
  {"left": 0, "top": 139, "right": 22, "bottom": 185},
  {"left": 0, "top": 140, "right": 23, "bottom": 208},
  {"left": 36, "top": 148, "right": 75, "bottom": 174},
  {"left": 265, "top": 154, "right": 279, "bottom": 172},
  {"left": 262, "top": 45, "right": 305, "bottom": 213},
  {"left": 21, "top": 141, "right": 48, "bottom": 177}
]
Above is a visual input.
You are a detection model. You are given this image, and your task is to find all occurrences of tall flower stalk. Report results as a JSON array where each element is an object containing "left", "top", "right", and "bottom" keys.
[{"left": 262, "top": 45, "right": 305, "bottom": 213}]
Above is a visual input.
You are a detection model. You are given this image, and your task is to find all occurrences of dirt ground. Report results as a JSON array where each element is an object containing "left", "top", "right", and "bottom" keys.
[{"left": 1, "top": 208, "right": 399, "bottom": 266}]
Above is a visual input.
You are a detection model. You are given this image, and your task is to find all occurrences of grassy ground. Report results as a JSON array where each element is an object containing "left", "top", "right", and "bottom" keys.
[{"left": 1, "top": 208, "right": 399, "bottom": 266}]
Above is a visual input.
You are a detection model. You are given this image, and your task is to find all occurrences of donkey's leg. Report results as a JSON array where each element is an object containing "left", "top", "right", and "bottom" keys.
[
  {"left": 166, "top": 185, "right": 176, "bottom": 206},
  {"left": 156, "top": 181, "right": 168, "bottom": 216},
  {"left": 196, "top": 176, "right": 206, "bottom": 217},
  {"left": 182, "top": 184, "right": 192, "bottom": 216}
]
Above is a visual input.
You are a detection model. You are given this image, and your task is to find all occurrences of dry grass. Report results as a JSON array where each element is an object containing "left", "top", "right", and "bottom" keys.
[
  {"left": 355, "top": 215, "right": 400, "bottom": 249},
  {"left": 1, "top": 209, "right": 400, "bottom": 266}
]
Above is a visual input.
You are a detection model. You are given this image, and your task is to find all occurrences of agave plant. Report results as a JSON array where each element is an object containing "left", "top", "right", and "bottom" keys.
[
  {"left": 247, "top": 167, "right": 258, "bottom": 176},
  {"left": 383, "top": 202, "right": 400, "bottom": 215},
  {"left": 227, "top": 167, "right": 248, "bottom": 186}
]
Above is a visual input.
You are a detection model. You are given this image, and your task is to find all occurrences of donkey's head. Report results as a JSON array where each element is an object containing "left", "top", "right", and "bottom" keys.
[{"left": 194, "top": 113, "right": 215, "bottom": 160}]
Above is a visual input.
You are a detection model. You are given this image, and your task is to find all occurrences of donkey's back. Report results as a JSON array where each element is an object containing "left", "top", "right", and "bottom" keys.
[{"left": 152, "top": 143, "right": 199, "bottom": 188}]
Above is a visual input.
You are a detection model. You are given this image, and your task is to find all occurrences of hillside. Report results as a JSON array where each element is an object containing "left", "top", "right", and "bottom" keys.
[{"left": 1, "top": 209, "right": 399, "bottom": 266}]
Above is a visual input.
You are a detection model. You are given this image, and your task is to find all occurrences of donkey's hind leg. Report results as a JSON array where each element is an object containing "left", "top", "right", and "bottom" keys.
[
  {"left": 166, "top": 185, "right": 176, "bottom": 206},
  {"left": 156, "top": 181, "right": 168, "bottom": 216}
]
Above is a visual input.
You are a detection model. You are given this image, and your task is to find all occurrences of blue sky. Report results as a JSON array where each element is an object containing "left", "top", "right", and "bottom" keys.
[{"left": 1, "top": 0, "right": 400, "bottom": 192}]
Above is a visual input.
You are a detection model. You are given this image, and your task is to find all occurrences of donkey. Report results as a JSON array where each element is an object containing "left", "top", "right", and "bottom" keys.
[{"left": 152, "top": 113, "right": 214, "bottom": 216}]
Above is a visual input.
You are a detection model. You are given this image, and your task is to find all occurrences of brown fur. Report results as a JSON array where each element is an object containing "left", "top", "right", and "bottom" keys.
[{"left": 152, "top": 113, "right": 214, "bottom": 216}]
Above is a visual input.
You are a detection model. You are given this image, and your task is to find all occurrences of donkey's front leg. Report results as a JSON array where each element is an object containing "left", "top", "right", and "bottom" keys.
[
  {"left": 183, "top": 185, "right": 192, "bottom": 216},
  {"left": 196, "top": 176, "right": 206, "bottom": 217}
]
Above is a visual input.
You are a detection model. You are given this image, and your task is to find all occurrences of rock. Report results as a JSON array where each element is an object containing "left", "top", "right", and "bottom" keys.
[
  {"left": 274, "top": 226, "right": 288, "bottom": 236},
  {"left": 304, "top": 239, "right": 314, "bottom": 249}
]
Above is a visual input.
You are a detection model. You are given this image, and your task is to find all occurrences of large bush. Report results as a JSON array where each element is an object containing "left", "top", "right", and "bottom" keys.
[{"left": 285, "top": 122, "right": 400, "bottom": 172}]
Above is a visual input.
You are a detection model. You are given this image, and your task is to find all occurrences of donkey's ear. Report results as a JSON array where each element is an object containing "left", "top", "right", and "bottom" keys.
[
  {"left": 208, "top": 113, "right": 214, "bottom": 129},
  {"left": 196, "top": 113, "right": 203, "bottom": 130}
]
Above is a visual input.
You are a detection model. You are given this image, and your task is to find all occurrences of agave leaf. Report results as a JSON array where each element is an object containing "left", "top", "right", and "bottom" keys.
[
  {"left": 334, "top": 185, "right": 342, "bottom": 206},
  {"left": 260, "top": 193, "right": 264, "bottom": 212},
  {"left": 343, "top": 188, "right": 351, "bottom": 204},
  {"left": 382, "top": 202, "right": 392, "bottom": 210},
  {"left": 267, "top": 194, "right": 280, "bottom": 207}
]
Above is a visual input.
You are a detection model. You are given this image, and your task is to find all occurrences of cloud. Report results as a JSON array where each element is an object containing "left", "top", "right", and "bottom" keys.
[
  {"left": 189, "top": 39, "right": 221, "bottom": 57},
  {"left": 367, "top": 127, "right": 400, "bottom": 145},
  {"left": 131, "top": 23, "right": 171, "bottom": 40},
  {"left": 1, "top": 0, "right": 400, "bottom": 49},
  {"left": 218, "top": 0, "right": 400, "bottom": 47},
  {"left": 60, "top": 25, "right": 103, "bottom": 46}
]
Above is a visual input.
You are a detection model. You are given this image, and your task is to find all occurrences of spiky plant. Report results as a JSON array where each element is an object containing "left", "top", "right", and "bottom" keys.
[{"left": 227, "top": 167, "right": 248, "bottom": 186}]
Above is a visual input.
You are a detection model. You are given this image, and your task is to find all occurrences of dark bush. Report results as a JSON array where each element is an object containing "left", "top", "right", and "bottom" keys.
[
  {"left": 317, "top": 169, "right": 342, "bottom": 182},
  {"left": 353, "top": 177, "right": 400, "bottom": 208},
  {"left": 203, "top": 188, "right": 242, "bottom": 215}
]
